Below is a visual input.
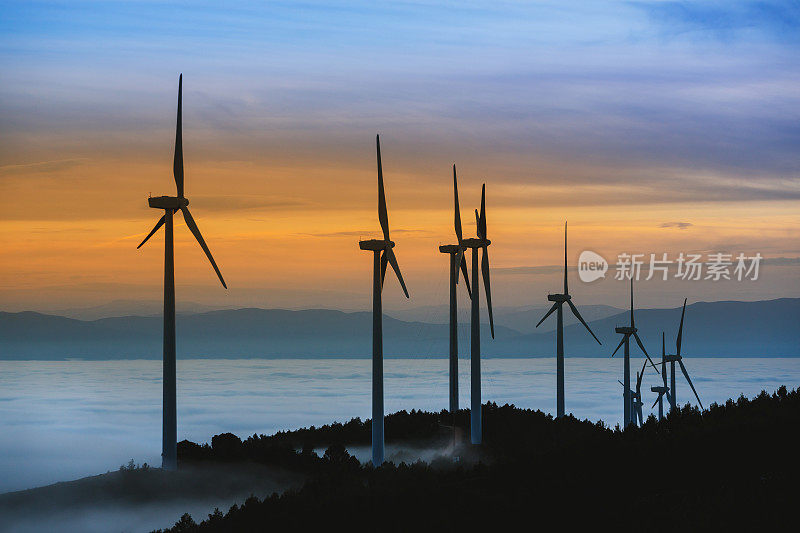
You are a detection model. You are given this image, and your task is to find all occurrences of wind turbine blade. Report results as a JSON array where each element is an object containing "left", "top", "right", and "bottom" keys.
[
  {"left": 180, "top": 207, "right": 227, "bottom": 289},
  {"left": 678, "top": 359, "right": 703, "bottom": 409},
  {"left": 385, "top": 246, "right": 409, "bottom": 298},
  {"left": 459, "top": 252, "right": 472, "bottom": 298},
  {"left": 376, "top": 135, "right": 390, "bottom": 241},
  {"left": 629, "top": 275, "right": 634, "bottom": 328},
  {"left": 610, "top": 336, "right": 625, "bottom": 357},
  {"left": 676, "top": 298, "right": 687, "bottom": 356},
  {"left": 567, "top": 300, "right": 601, "bottom": 345},
  {"left": 137, "top": 213, "right": 167, "bottom": 249},
  {"left": 536, "top": 302, "right": 559, "bottom": 328},
  {"left": 563, "top": 221, "right": 568, "bottom": 294},
  {"left": 652, "top": 394, "right": 661, "bottom": 409},
  {"left": 665, "top": 390, "right": 672, "bottom": 405},
  {"left": 380, "top": 249, "right": 388, "bottom": 288},
  {"left": 481, "top": 246, "right": 494, "bottom": 338},
  {"left": 453, "top": 165, "right": 463, "bottom": 243},
  {"left": 637, "top": 407, "right": 643, "bottom": 426},
  {"left": 617, "top": 380, "right": 624, "bottom": 387},
  {"left": 636, "top": 361, "right": 647, "bottom": 392},
  {"left": 633, "top": 332, "right": 659, "bottom": 372},
  {"left": 478, "top": 184, "right": 487, "bottom": 240},
  {"left": 455, "top": 246, "right": 464, "bottom": 284},
  {"left": 174, "top": 74, "right": 184, "bottom": 199}
]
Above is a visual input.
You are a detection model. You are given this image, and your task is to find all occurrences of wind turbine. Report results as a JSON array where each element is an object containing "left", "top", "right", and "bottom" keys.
[
  {"left": 358, "top": 135, "right": 410, "bottom": 466},
  {"left": 650, "top": 332, "right": 672, "bottom": 421},
  {"left": 617, "top": 358, "right": 647, "bottom": 427},
  {"left": 632, "top": 359, "right": 647, "bottom": 426},
  {"left": 536, "top": 222, "right": 601, "bottom": 418},
  {"left": 664, "top": 299, "right": 703, "bottom": 413},
  {"left": 610, "top": 276, "right": 658, "bottom": 428},
  {"left": 438, "top": 165, "right": 471, "bottom": 416},
  {"left": 459, "top": 184, "right": 494, "bottom": 444},
  {"left": 137, "top": 74, "right": 227, "bottom": 470}
]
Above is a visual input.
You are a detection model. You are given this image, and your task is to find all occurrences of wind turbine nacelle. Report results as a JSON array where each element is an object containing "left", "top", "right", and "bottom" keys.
[
  {"left": 460, "top": 237, "right": 490, "bottom": 248},
  {"left": 651, "top": 386, "right": 668, "bottom": 393},
  {"left": 615, "top": 326, "right": 637, "bottom": 334},
  {"left": 359, "top": 239, "right": 394, "bottom": 251},
  {"left": 663, "top": 354, "right": 682, "bottom": 363},
  {"left": 438, "top": 244, "right": 462, "bottom": 254},
  {"left": 547, "top": 293, "right": 570, "bottom": 302},
  {"left": 148, "top": 196, "right": 188, "bottom": 210}
]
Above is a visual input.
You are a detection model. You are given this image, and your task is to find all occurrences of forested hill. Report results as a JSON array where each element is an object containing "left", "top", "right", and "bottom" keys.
[{"left": 158, "top": 386, "right": 800, "bottom": 531}]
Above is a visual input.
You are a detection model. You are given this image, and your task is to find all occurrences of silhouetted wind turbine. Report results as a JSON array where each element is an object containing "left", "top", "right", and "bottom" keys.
[
  {"left": 610, "top": 276, "right": 658, "bottom": 428},
  {"left": 459, "top": 184, "right": 494, "bottom": 444},
  {"left": 664, "top": 299, "right": 703, "bottom": 413},
  {"left": 438, "top": 165, "right": 471, "bottom": 415},
  {"left": 650, "top": 332, "right": 672, "bottom": 420},
  {"left": 536, "top": 222, "right": 601, "bottom": 418},
  {"left": 358, "top": 135, "right": 410, "bottom": 466},
  {"left": 617, "top": 357, "right": 647, "bottom": 427},
  {"left": 137, "top": 74, "right": 227, "bottom": 470}
]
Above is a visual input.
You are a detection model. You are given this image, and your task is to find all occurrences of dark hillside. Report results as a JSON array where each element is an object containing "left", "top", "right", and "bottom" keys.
[{"left": 160, "top": 386, "right": 800, "bottom": 531}]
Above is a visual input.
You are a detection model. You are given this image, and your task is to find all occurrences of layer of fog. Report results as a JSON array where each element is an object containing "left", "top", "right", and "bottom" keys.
[
  {"left": 2, "top": 357, "right": 799, "bottom": 495},
  {"left": 0, "top": 463, "right": 302, "bottom": 533}
]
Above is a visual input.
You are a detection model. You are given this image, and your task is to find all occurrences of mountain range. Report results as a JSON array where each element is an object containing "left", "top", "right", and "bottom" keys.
[{"left": 1, "top": 298, "right": 797, "bottom": 359}]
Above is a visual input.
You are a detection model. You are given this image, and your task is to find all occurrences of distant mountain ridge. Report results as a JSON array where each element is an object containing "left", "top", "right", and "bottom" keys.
[
  {"left": 1, "top": 298, "right": 798, "bottom": 359},
  {"left": 384, "top": 303, "right": 622, "bottom": 334},
  {"left": 38, "top": 300, "right": 624, "bottom": 333},
  {"left": 49, "top": 299, "right": 230, "bottom": 320}
]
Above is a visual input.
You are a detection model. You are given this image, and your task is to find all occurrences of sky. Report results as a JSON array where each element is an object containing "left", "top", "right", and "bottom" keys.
[{"left": 1, "top": 0, "right": 799, "bottom": 313}]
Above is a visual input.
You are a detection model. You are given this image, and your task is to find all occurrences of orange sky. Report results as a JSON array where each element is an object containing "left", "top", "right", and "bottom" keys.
[{"left": 1, "top": 150, "right": 798, "bottom": 312}]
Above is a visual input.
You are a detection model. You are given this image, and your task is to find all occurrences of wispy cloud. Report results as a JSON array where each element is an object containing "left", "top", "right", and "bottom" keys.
[
  {"left": 0, "top": 159, "right": 88, "bottom": 177},
  {"left": 191, "top": 195, "right": 309, "bottom": 212},
  {"left": 299, "top": 229, "right": 430, "bottom": 238},
  {"left": 763, "top": 256, "right": 800, "bottom": 266},
  {"left": 494, "top": 265, "right": 575, "bottom": 276},
  {"left": 660, "top": 222, "right": 693, "bottom": 230},
  {"left": 633, "top": 0, "right": 800, "bottom": 43}
]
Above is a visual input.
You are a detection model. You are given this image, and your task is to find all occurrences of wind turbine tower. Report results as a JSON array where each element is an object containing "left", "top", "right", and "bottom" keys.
[
  {"left": 137, "top": 74, "right": 227, "bottom": 470},
  {"left": 358, "top": 135, "right": 410, "bottom": 466},
  {"left": 610, "top": 276, "right": 658, "bottom": 428},
  {"left": 438, "top": 165, "right": 471, "bottom": 415},
  {"left": 536, "top": 223, "right": 601, "bottom": 418},
  {"left": 650, "top": 332, "right": 672, "bottom": 420},
  {"left": 458, "top": 184, "right": 494, "bottom": 444}
]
